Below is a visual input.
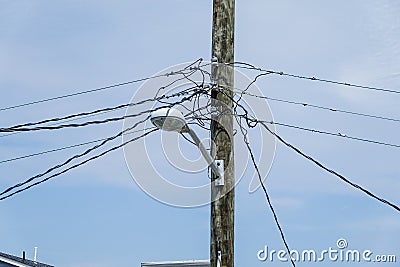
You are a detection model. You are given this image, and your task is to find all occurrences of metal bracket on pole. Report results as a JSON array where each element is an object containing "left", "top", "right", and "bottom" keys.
[{"left": 215, "top": 159, "right": 224, "bottom": 186}]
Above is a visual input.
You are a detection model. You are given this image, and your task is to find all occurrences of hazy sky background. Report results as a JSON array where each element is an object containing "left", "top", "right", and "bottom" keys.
[{"left": 0, "top": 1, "right": 399, "bottom": 266}]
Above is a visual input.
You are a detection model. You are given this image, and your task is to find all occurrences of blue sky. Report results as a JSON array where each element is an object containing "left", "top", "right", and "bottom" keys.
[{"left": 0, "top": 1, "right": 399, "bottom": 267}]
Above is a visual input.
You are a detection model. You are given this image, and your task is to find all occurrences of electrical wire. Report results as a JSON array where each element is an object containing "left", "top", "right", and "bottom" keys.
[
  {"left": 0, "top": 65, "right": 212, "bottom": 199},
  {"left": 258, "top": 121, "right": 400, "bottom": 213},
  {"left": 236, "top": 115, "right": 295, "bottom": 267},
  {"left": 233, "top": 89, "right": 400, "bottom": 123},
  {"left": 0, "top": 127, "right": 156, "bottom": 164},
  {"left": 252, "top": 120, "right": 400, "bottom": 149},
  {"left": 0, "top": 139, "right": 104, "bottom": 164},
  {"left": 0, "top": 116, "right": 149, "bottom": 197},
  {"left": 0, "top": 90, "right": 203, "bottom": 133},
  {"left": 0, "top": 76, "right": 158, "bottom": 112},
  {"left": 217, "top": 87, "right": 400, "bottom": 213},
  {"left": 0, "top": 92, "right": 205, "bottom": 198},
  {"left": 0, "top": 106, "right": 123, "bottom": 139},
  {"left": 0, "top": 59, "right": 204, "bottom": 112},
  {"left": 180, "top": 132, "right": 197, "bottom": 146},
  {"left": 0, "top": 128, "right": 158, "bottom": 201},
  {"left": 154, "top": 69, "right": 198, "bottom": 98},
  {"left": 234, "top": 71, "right": 272, "bottom": 113},
  {"left": 218, "top": 86, "right": 400, "bottom": 148},
  {"left": 209, "top": 107, "right": 400, "bottom": 149},
  {"left": 230, "top": 62, "right": 400, "bottom": 95},
  {"left": 204, "top": 71, "right": 296, "bottom": 266},
  {"left": 1, "top": 87, "right": 198, "bottom": 132}
]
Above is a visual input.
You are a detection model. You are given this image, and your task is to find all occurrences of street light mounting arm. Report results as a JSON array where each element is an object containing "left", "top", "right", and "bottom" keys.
[
  {"left": 185, "top": 126, "right": 222, "bottom": 179},
  {"left": 150, "top": 107, "right": 224, "bottom": 180}
]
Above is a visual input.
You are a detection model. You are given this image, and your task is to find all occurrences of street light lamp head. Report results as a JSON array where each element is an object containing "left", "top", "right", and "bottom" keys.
[
  {"left": 150, "top": 106, "right": 224, "bottom": 182},
  {"left": 150, "top": 107, "right": 187, "bottom": 132}
]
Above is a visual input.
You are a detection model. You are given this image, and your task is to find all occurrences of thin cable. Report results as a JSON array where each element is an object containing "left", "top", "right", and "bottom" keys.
[
  {"left": 0, "top": 59, "right": 204, "bottom": 112},
  {"left": 0, "top": 139, "right": 103, "bottom": 164},
  {"left": 258, "top": 121, "right": 400, "bottom": 213},
  {"left": 0, "top": 76, "right": 160, "bottom": 112},
  {"left": 0, "top": 116, "right": 149, "bottom": 197},
  {"left": 0, "top": 127, "right": 156, "bottom": 164},
  {"left": 234, "top": 89, "right": 400, "bottom": 123},
  {"left": 223, "top": 88, "right": 400, "bottom": 148},
  {"left": 218, "top": 88, "right": 400, "bottom": 213},
  {"left": 0, "top": 129, "right": 157, "bottom": 201},
  {"left": 0, "top": 106, "right": 123, "bottom": 139},
  {"left": 0, "top": 84, "right": 198, "bottom": 138},
  {"left": 231, "top": 62, "right": 400, "bottom": 95},
  {"left": 258, "top": 120, "right": 400, "bottom": 148},
  {"left": 236, "top": 116, "right": 295, "bottom": 267},
  {"left": 154, "top": 69, "right": 198, "bottom": 98},
  {"left": 235, "top": 72, "right": 271, "bottom": 112},
  {"left": 1, "top": 87, "right": 197, "bottom": 131},
  {"left": 0, "top": 90, "right": 203, "bottom": 133},
  {"left": 180, "top": 133, "right": 197, "bottom": 146},
  {"left": 0, "top": 94, "right": 201, "bottom": 197}
]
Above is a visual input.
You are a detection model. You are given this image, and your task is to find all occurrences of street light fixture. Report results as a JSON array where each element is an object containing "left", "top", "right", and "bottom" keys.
[
  {"left": 150, "top": 107, "right": 187, "bottom": 132},
  {"left": 150, "top": 107, "right": 224, "bottom": 183}
]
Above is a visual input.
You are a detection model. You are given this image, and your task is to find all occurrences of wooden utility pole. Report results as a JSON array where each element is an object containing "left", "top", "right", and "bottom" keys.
[{"left": 210, "top": 0, "right": 235, "bottom": 267}]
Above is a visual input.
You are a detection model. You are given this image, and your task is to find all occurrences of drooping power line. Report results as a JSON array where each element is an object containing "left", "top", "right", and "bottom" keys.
[
  {"left": 235, "top": 115, "right": 295, "bottom": 267},
  {"left": 0, "top": 116, "right": 150, "bottom": 197},
  {"left": 217, "top": 87, "right": 400, "bottom": 213},
  {"left": 0, "top": 90, "right": 203, "bottom": 133},
  {"left": 258, "top": 120, "right": 400, "bottom": 213},
  {"left": 1, "top": 87, "right": 197, "bottom": 131},
  {"left": 0, "top": 91, "right": 206, "bottom": 199},
  {"left": 0, "top": 128, "right": 158, "bottom": 201}
]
